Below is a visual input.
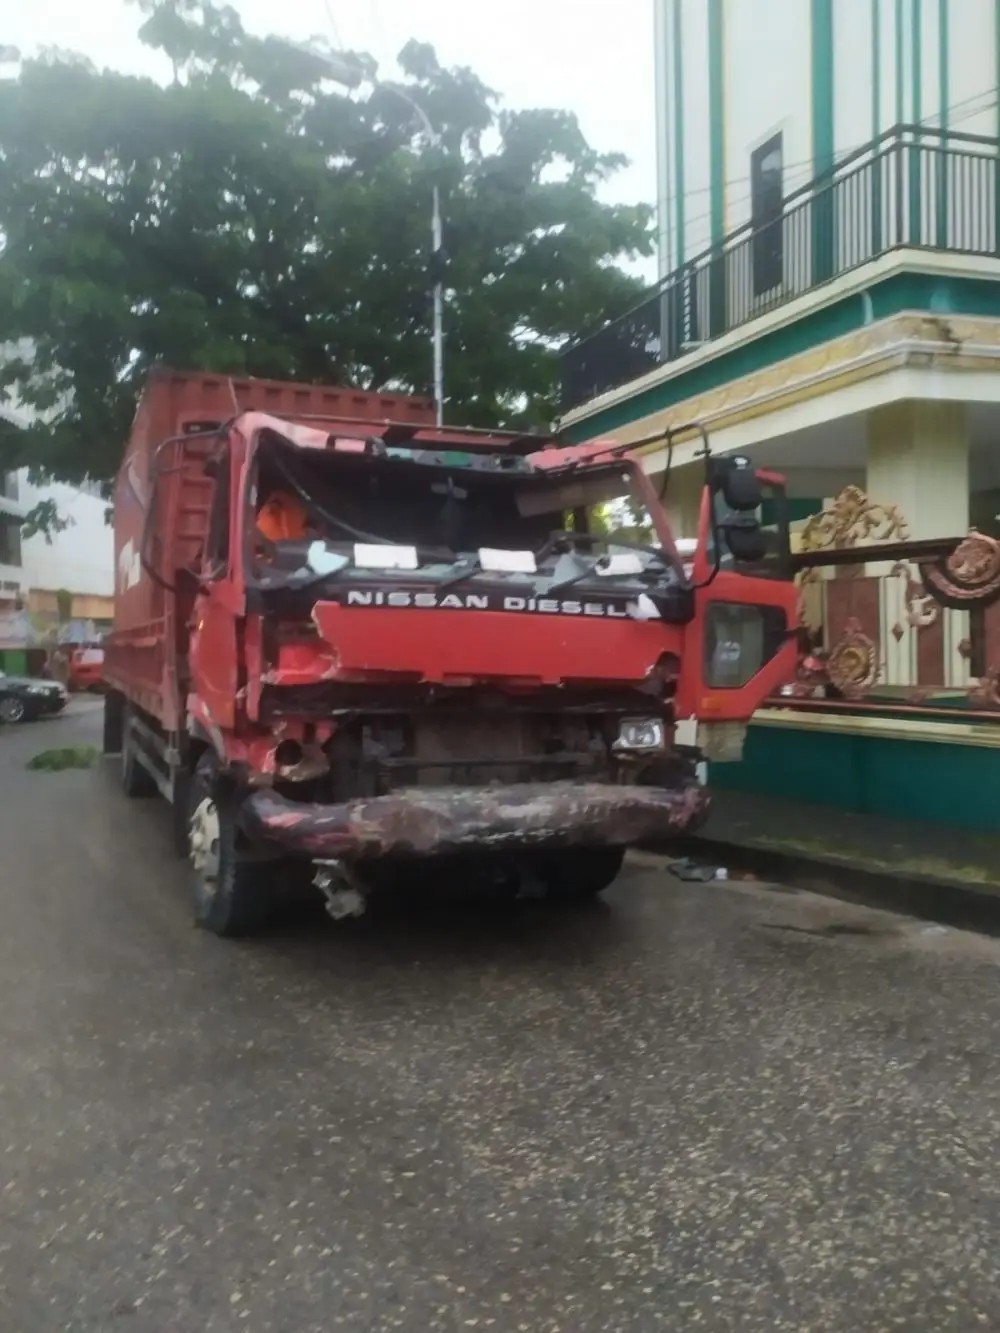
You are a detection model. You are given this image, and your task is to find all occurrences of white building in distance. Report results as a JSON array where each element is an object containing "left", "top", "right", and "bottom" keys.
[{"left": 0, "top": 373, "right": 113, "bottom": 669}]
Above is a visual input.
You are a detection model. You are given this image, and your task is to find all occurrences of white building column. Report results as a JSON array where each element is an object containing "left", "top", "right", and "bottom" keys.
[
  {"left": 866, "top": 402, "right": 970, "bottom": 686},
  {"left": 867, "top": 402, "right": 969, "bottom": 539},
  {"left": 657, "top": 463, "right": 704, "bottom": 540}
]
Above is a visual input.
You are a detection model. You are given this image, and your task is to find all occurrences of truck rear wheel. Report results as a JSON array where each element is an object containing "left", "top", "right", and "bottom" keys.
[
  {"left": 536, "top": 846, "right": 625, "bottom": 901},
  {"left": 120, "top": 704, "right": 158, "bottom": 798},
  {"left": 187, "top": 756, "right": 273, "bottom": 937},
  {"left": 102, "top": 690, "right": 124, "bottom": 755}
]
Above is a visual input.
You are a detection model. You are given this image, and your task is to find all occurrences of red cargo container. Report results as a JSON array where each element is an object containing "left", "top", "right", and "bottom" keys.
[{"left": 105, "top": 369, "right": 437, "bottom": 729}]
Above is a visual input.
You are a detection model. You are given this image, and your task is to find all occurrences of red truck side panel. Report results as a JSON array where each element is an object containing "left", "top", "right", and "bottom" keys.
[{"left": 105, "top": 369, "right": 437, "bottom": 730}]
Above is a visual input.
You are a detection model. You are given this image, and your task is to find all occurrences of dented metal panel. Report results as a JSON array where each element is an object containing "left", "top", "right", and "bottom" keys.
[
  {"left": 239, "top": 780, "right": 710, "bottom": 860},
  {"left": 308, "top": 602, "right": 683, "bottom": 688}
]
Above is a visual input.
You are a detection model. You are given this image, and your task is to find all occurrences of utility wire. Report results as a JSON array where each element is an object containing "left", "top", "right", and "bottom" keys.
[
  {"left": 367, "top": 0, "right": 389, "bottom": 55},
  {"left": 663, "top": 91, "right": 1000, "bottom": 249},
  {"left": 321, "top": 0, "right": 344, "bottom": 49},
  {"left": 662, "top": 85, "right": 1000, "bottom": 221}
]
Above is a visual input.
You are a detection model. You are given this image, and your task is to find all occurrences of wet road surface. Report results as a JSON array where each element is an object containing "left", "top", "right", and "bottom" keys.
[{"left": 2, "top": 703, "right": 1000, "bottom": 1331}]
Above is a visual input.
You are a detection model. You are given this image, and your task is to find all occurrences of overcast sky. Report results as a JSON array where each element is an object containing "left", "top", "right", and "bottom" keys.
[{"left": 7, "top": 0, "right": 656, "bottom": 229}]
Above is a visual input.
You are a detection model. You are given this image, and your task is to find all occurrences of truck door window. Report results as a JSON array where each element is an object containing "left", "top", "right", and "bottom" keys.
[
  {"left": 204, "top": 450, "right": 231, "bottom": 579},
  {"left": 708, "top": 483, "right": 790, "bottom": 580}
]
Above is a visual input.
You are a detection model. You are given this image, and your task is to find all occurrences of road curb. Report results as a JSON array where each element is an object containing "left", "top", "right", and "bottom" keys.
[{"left": 663, "top": 835, "right": 1000, "bottom": 936}]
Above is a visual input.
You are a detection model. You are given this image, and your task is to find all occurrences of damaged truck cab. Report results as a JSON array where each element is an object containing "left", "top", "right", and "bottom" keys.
[{"left": 103, "top": 370, "right": 798, "bottom": 935}]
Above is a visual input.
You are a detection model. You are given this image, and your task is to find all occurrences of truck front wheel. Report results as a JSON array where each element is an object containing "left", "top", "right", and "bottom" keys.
[
  {"left": 187, "top": 756, "right": 273, "bottom": 937},
  {"left": 535, "top": 846, "right": 626, "bottom": 901}
]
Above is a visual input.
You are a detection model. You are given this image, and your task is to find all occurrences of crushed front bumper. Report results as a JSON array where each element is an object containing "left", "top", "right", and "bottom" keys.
[{"left": 239, "top": 779, "right": 710, "bottom": 860}]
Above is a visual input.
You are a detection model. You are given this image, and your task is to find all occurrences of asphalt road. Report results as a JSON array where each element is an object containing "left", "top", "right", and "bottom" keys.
[{"left": 3, "top": 702, "right": 1000, "bottom": 1332}]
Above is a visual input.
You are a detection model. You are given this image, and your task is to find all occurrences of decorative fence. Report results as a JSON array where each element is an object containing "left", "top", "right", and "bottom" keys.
[{"left": 777, "top": 487, "right": 1000, "bottom": 721}]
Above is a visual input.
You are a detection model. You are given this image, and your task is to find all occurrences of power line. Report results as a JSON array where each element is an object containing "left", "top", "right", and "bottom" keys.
[
  {"left": 321, "top": 0, "right": 343, "bottom": 50},
  {"left": 366, "top": 0, "right": 389, "bottom": 55},
  {"left": 661, "top": 89, "right": 1000, "bottom": 241},
  {"left": 662, "top": 85, "right": 1000, "bottom": 218}
]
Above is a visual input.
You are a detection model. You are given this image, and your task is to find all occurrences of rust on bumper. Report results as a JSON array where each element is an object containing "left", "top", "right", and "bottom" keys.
[{"left": 239, "top": 780, "right": 710, "bottom": 860}]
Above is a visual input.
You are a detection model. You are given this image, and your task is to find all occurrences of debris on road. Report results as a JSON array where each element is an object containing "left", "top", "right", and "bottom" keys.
[{"left": 668, "top": 856, "right": 728, "bottom": 883}]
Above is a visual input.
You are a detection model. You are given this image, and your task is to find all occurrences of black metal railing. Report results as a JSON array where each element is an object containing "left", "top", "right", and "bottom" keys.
[{"left": 561, "top": 124, "right": 1000, "bottom": 413}]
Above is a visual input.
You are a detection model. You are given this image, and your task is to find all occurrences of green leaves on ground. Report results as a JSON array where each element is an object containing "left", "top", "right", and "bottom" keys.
[
  {"left": 0, "top": 0, "right": 652, "bottom": 485},
  {"left": 26, "top": 745, "right": 99, "bottom": 771}
]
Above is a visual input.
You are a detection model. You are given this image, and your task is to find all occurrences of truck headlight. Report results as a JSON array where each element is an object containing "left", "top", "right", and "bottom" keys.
[{"left": 613, "top": 718, "right": 666, "bottom": 753}]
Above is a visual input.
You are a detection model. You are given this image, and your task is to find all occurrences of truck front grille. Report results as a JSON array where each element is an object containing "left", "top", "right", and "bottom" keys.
[{"left": 330, "top": 711, "right": 610, "bottom": 794}]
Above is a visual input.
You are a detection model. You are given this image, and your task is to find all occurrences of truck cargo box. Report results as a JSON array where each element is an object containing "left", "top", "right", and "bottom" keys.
[{"left": 105, "top": 369, "right": 437, "bottom": 728}]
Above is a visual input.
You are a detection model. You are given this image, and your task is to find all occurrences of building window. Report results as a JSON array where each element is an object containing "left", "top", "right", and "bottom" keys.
[
  {"left": 751, "top": 132, "right": 784, "bottom": 296},
  {"left": 0, "top": 515, "right": 22, "bottom": 568}
]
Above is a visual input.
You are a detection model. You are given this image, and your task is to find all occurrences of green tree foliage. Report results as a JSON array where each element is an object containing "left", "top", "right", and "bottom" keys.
[{"left": 0, "top": 0, "right": 652, "bottom": 486}]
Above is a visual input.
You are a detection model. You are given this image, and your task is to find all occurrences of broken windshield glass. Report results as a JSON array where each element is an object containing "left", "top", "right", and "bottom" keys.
[{"left": 248, "top": 436, "right": 682, "bottom": 599}]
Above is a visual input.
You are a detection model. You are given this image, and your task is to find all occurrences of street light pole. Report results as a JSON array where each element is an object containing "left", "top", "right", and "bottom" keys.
[
  {"left": 374, "top": 81, "right": 445, "bottom": 429},
  {"left": 430, "top": 181, "right": 444, "bottom": 427},
  {"left": 277, "top": 44, "right": 446, "bottom": 426}
]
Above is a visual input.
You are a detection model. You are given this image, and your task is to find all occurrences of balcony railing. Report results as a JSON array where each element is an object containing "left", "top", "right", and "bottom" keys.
[{"left": 561, "top": 124, "right": 1000, "bottom": 413}]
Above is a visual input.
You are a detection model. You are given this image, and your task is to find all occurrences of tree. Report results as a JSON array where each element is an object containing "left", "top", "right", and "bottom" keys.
[{"left": 0, "top": 0, "right": 652, "bottom": 488}]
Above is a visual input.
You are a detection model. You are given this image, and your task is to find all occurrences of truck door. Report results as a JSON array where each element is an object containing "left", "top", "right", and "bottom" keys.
[
  {"left": 189, "top": 440, "right": 242, "bottom": 731},
  {"left": 674, "top": 459, "right": 799, "bottom": 760}
]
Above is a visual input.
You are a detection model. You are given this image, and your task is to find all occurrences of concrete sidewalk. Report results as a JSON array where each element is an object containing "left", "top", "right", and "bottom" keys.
[{"left": 673, "top": 789, "right": 1000, "bottom": 932}]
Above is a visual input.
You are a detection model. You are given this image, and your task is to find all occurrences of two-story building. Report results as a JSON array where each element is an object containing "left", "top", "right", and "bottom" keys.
[{"left": 560, "top": 0, "right": 1000, "bottom": 831}]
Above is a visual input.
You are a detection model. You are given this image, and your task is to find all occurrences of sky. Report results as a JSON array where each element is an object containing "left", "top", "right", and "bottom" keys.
[{"left": 6, "top": 0, "right": 657, "bottom": 268}]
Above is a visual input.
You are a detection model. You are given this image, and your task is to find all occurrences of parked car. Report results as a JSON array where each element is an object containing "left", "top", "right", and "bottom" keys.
[
  {"left": 65, "top": 646, "right": 105, "bottom": 693},
  {"left": 0, "top": 671, "right": 68, "bottom": 724}
]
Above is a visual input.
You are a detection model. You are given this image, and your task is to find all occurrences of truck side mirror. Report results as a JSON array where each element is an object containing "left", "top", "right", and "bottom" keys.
[
  {"left": 720, "top": 514, "right": 767, "bottom": 563},
  {"left": 718, "top": 459, "right": 763, "bottom": 512}
]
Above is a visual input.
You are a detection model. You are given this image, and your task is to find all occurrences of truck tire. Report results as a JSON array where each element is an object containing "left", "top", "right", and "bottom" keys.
[
  {"left": 171, "top": 764, "right": 192, "bottom": 858},
  {"left": 187, "top": 755, "right": 273, "bottom": 937},
  {"left": 536, "top": 846, "right": 626, "bottom": 901},
  {"left": 103, "top": 690, "right": 124, "bottom": 754},
  {"left": 120, "top": 704, "right": 158, "bottom": 798}
]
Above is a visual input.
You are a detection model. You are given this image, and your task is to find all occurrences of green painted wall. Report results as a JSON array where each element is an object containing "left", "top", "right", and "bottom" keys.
[
  {"left": 810, "top": 0, "right": 835, "bottom": 282},
  {"left": 936, "top": 0, "right": 949, "bottom": 244},
  {"left": 707, "top": 0, "right": 726, "bottom": 336},
  {"left": 871, "top": 0, "right": 883, "bottom": 250},
  {"left": 0, "top": 650, "right": 28, "bottom": 676},
  {"left": 909, "top": 0, "right": 923, "bottom": 240},
  {"left": 711, "top": 725, "right": 1000, "bottom": 833},
  {"left": 672, "top": 0, "right": 685, "bottom": 269}
]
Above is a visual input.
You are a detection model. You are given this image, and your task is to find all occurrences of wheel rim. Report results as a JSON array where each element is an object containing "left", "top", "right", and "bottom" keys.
[
  {"left": 189, "top": 796, "right": 222, "bottom": 898},
  {"left": 0, "top": 698, "right": 24, "bottom": 723}
]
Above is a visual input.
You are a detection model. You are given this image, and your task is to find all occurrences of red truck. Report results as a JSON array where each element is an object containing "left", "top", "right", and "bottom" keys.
[{"left": 103, "top": 369, "right": 798, "bottom": 936}]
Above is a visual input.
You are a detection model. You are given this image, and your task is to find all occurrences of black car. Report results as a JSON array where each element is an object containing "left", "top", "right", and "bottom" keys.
[{"left": 0, "top": 671, "right": 68, "bottom": 724}]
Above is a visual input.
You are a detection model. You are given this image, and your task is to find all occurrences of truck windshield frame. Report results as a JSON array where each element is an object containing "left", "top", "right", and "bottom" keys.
[{"left": 238, "top": 426, "right": 688, "bottom": 592}]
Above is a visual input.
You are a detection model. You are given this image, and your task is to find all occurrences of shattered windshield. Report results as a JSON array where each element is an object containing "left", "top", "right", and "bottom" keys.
[{"left": 248, "top": 439, "right": 682, "bottom": 599}]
